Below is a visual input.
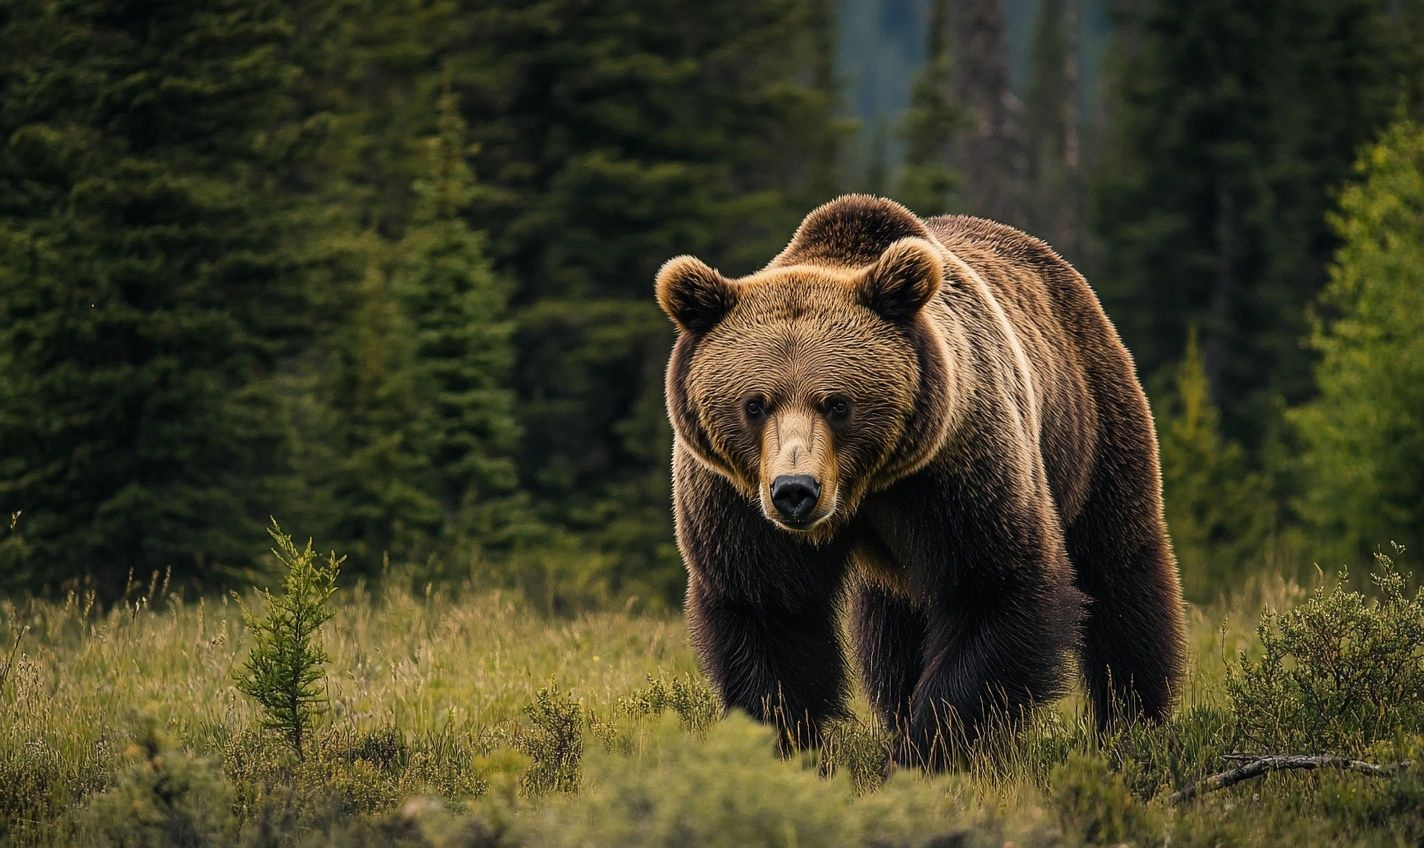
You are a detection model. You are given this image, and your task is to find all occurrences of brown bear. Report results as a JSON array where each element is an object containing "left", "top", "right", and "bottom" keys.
[{"left": 655, "top": 194, "right": 1187, "bottom": 768}]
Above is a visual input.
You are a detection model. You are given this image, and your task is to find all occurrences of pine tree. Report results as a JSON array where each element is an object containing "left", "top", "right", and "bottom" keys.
[
  {"left": 450, "top": 0, "right": 847, "bottom": 595},
  {"left": 0, "top": 0, "right": 331, "bottom": 593},
  {"left": 299, "top": 0, "right": 458, "bottom": 241},
  {"left": 897, "top": 0, "right": 961, "bottom": 214},
  {"left": 948, "top": 0, "right": 1026, "bottom": 224},
  {"left": 395, "top": 78, "right": 528, "bottom": 551},
  {"left": 1289, "top": 119, "right": 1424, "bottom": 564},
  {"left": 321, "top": 246, "right": 442, "bottom": 570},
  {"left": 1156, "top": 329, "right": 1273, "bottom": 599},
  {"left": 1023, "top": 0, "right": 1084, "bottom": 259},
  {"left": 235, "top": 522, "right": 343, "bottom": 760},
  {"left": 1091, "top": 0, "right": 1405, "bottom": 448}
]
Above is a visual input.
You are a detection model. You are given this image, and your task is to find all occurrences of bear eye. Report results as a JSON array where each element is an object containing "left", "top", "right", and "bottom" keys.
[
  {"left": 825, "top": 396, "right": 850, "bottom": 419},
  {"left": 744, "top": 397, "right": 766, "bottom": 419}
]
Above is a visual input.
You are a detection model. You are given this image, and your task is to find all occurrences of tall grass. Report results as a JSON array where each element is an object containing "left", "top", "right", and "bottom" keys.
[{"left": 0, "top": 555, "right": 1419, "bottom": 847}]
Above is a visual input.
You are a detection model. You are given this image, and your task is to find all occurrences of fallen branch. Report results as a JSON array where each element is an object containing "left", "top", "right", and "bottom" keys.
[{"left": 1170, "top": 754, "right": 1411, "bottom": 804}]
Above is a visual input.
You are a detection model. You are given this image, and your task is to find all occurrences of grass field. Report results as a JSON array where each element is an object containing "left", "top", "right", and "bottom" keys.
[{"left": 1, "top": 556, "right": 1421, "bottom": 847}]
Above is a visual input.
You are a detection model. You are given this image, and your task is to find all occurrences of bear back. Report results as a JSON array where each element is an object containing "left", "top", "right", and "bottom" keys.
[{"left": 769, "top": 195, "right": 938, "bottom": 270}]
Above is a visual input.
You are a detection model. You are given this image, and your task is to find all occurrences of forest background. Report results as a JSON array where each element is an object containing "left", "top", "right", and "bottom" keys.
[{"left": 3, "top": 0, "right": 1424, "bottom": 606}]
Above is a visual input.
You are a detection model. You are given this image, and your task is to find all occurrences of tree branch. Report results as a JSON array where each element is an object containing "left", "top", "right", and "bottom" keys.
[{"left": 1171, "top": 754, "right": 1410, "bottom": 804}]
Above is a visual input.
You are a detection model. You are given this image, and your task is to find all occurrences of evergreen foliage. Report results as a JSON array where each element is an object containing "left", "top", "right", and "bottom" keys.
[
  {"left": 1289, "top": 118, "right": 1424, "bottom": 563},
  {"left": 1156, "top": 328, "right": 1274, "bottom": 600},
  {"left": 0, "top": 0, "right": 845, "bottom": 600},
  {"left": 1090, "top": 0, "right": 1408, "bottom": 446},
  {"left": 453, "top": 0, "right": 846, "bottom": 593},
  {"left": 395, "top": 79, "right": 527, "bottom": 553},
  {"left": 234, "top": 522, "right": 343, "bottom": 761},
  {"left": 321, "top": 246, "right": 442, "bottom": 569},
  {"left": 2, "top": 0, "right": 1422, "bottom": 607},
  {"left": 896, "top": 0, "right": 961, "bottom": 214},
  {"left": 0, "top": 0, "right": 331, "bottom": 594}
]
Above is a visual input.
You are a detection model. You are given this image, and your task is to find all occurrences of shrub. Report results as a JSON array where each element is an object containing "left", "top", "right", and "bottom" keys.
[
  {"left": 1050, "top": 752, "right": 1161, "bottom": 847},
  {"left": 617, "top": 673, "right": 720, "bottom": 735},
  {"left": 1226, "top": 545, "right": 1424, "bottom": 753},
  {"left": 817, "top": 721, "right": 894, "bottom": 796},
  {"left": 512, "top": 683, "right": 583, "bottom": 796},
  {"left": 1104, "top": 704, "right": 1236, "bottom": 800},
  {"left": 516, "top": 713, "right": 1012, "bottom": 848},
  {"left": 71, "top": 724, "right": 236, "bottom": 848}
]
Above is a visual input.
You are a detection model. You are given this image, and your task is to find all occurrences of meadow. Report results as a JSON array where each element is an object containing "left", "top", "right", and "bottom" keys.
[{"left": 2, "top": 541, "right": 1421, "bottom": 847}]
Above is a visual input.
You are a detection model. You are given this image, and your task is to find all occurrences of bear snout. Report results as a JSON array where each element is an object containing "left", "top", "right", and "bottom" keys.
[{"left": 770, "top": 474, "right": 821, "bottom": 525}]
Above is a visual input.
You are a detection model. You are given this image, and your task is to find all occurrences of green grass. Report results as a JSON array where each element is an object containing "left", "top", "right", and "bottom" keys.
[{"left": 1, "top": 563, "right": 1420, "bottom": 847}]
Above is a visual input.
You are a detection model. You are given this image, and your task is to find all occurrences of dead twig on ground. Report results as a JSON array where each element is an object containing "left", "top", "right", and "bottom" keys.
[{"left": 1170, "top": 754, "right": 1411, "bottom": 804}]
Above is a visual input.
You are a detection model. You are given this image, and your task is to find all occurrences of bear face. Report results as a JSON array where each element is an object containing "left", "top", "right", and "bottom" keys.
[{"left": 657, "top": 238, "right": 953, "bottom": 539}]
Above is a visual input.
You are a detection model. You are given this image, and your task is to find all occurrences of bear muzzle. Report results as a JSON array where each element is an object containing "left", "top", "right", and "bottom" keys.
[{"left": 758, "top": 408, "right": 839, "bottom": 532}]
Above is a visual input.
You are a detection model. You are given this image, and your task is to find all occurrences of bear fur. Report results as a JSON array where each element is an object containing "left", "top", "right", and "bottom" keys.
[{"left": 656, "top": 195, "right": 1187, "bottom": 767}]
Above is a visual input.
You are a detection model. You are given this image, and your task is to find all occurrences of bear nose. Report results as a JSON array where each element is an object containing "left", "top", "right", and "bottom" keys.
[{"left": 771, "top": 475, "right": 821, "bottom": 524}]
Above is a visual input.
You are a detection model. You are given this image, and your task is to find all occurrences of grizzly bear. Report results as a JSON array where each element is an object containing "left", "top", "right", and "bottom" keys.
[{"left": 654, "top": 195, "right": 1187, "bottom": 768}]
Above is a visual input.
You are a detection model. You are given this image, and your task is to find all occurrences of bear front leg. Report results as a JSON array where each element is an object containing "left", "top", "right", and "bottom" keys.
[
  {"left": 673, "top": 449, "right": 851, "bottom": 751},
  {"left": 902, "top": 569, "right": 1084, "bottom": 769},
  {"left": 686, "top": 576, "right": 850, "bottom": 750},
  {"left": 850, "top": 583, "right": 926, "bottom": 732}
]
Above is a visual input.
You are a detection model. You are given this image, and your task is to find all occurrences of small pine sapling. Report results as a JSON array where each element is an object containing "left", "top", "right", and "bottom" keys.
[{"left": 234, "top": 521, "right": 344, "bottom": 760}]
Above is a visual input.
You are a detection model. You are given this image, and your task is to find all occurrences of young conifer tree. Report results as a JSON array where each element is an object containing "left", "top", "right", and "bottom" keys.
[
  {"left": 394, "top": 77, "right": 528, "bottom": 551},
  {"left": 1290, "top": 119, "right": 1424, "bottom": 563},
  {"left": 235, "top": 522, "right": 343, "bottom": 761},
  {"left": 1157, "top": 328, "right": 1273, "bottom": 598},
  {"left": 323, "top": 248, "right": 443, "bottom": 569}
]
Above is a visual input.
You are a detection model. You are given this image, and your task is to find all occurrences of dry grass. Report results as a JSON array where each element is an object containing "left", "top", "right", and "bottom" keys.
[{"left": 0, "top": 558, "right": 1419, "bottom": 847}]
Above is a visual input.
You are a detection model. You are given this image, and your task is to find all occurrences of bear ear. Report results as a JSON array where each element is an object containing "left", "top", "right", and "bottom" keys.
[
  {"left": 858, "top": 237, "right": 943, "bottom": 322},
  {"left": 655, "top": 255, "right": 738, "bottom": 334}
]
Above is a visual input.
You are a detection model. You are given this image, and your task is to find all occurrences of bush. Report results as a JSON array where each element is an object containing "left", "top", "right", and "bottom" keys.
[
  {"left": 1226, "top": 545, "right": 1424, "bottom": 753},
  {"left": 71, "top": 725, "right": 236, "bottom": 848},
  {"left": 1050, "top": 752, "right": 1161, "bottom": 847},
  {"left": 512, "top": 684, "right": 583, "bottom": 796},
  {"left": 516, "top": 713, "right": 1017, "bottom": 848},
  {"left": 616, "top": 673, "right": 720, "bottom": 735},
  {"left": 1104, "top": 704, "right": 1236, "bottom": 800}
]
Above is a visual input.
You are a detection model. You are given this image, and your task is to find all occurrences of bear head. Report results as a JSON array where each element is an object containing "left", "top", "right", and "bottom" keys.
[{"left": 657, "top": 195, "right": 957, "bottom": 540}]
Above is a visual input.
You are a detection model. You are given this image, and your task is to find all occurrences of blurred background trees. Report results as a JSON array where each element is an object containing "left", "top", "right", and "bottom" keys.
[{"left": 2, "top": 0, "right": 1422, "bottom": 603}]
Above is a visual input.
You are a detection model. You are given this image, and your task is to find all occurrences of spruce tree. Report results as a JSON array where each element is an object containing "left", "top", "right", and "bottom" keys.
[
  {"left": 897, "top": 0, "right": 961, "bottom": 214},
  {"left": 1156, "top": 329, "right": 1273, "bottom": 599},
  {"left": 1023, "top": 0, "right": 1084, "bottom": 259},
  {"left": 395, "top": 79, "right": 527, "bottom": 551},
  {"left": 1091, "top": 0, "right": 1404, "bottom": 447},
  {"left": 1289, "top": 119, "right": 1424, "bottom": 563},
  {"left": 451, "top": 0, "right": 846, "bottom": 595},
  {"left": 0, "top": 0, "right": 329, "bottom": 593},
  {"left": 321, "top": 246, "right": 442, "bottom": 570}
]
